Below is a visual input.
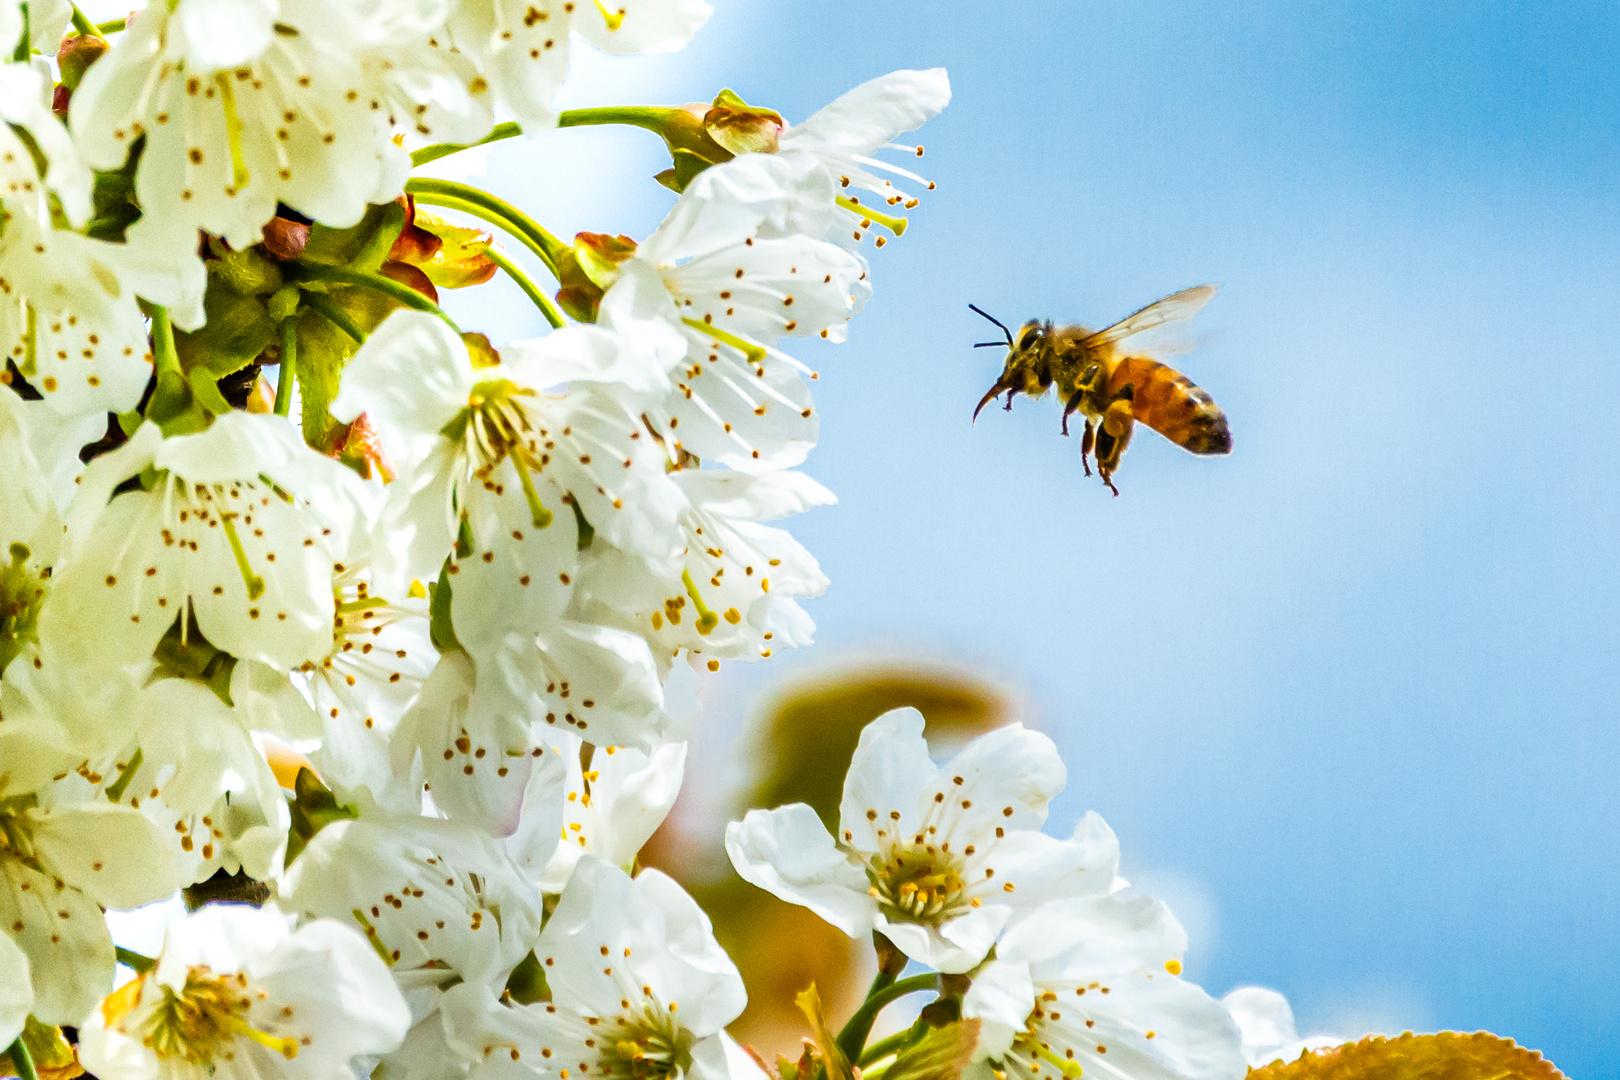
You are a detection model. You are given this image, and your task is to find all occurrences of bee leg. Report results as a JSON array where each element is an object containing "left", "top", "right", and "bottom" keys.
[
  {"left": 1004, "top": 389, "right": 1015, "bottom": 412},
  {"left": 1080, "top": 419, "right": 1095, "bottom": 476},
  {"left": 1061, "top": 388, "right": 1085, "bottom": 437},
  {"left": 1102, "top": 471, "right": 1120, "bottom": 497}
]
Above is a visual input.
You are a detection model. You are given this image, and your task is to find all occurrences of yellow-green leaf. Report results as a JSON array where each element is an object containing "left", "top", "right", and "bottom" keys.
[{"left": 1250, "top": 1033, "right": 1563, "bottom": 1080}]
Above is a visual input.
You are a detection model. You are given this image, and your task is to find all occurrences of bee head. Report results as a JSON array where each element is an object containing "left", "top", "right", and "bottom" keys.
[{"left": 970, "top": 304, "right": 1051, "bottom": 421}]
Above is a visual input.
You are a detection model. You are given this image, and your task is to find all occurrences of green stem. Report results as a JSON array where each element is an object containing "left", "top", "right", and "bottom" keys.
[
  {"left": 274, "top": 316, "right": 297, "bottom": 416},
  {"left": 411, "top": 121, "right": 523, "bottom": 168},
  {"left": 294, "top": 264, "right": 458, "bottom": 331},
  {"left": 834, "top": 972, "right": 938, "bottom": 1065},
  {"left": 301, "top": 291, "right": 365, "bottom": 344},
  {"left": 4, "top": 1034, "right": 36, "bottom": 1080},
  {"left": 858, "top": 1019, "right": 929, "bottom": 1068},
  {"left": 557, "top": 106, "right": 674, "bottom": 134},
  {"left": 404, "top": 178, "right": 566, "bottom": 278},
  {"left": 115, "top": 945, "right": 156, "bottom": 973},
  {"left": 96, "top": 16, "right": 126, "bottom": 33},
  {"left": 69, "top": 3, "right": 103, "bottom": 39},
  {"left": 486, "top": 247, "right": 564, "bottom": 330},
  {"left": 410, "top": 108, "right": 675, "bottom": 170}
]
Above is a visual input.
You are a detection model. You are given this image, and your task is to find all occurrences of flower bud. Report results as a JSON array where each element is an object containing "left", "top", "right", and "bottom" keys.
[
  {"left": 56, "top": 32, "right": 109, "bottom": 91},
  {"left": 553, "top": 232, "right": 638, "bottom": 322},
  {"left": 703, "top": 88, "right": 784, "bottom": 155}
]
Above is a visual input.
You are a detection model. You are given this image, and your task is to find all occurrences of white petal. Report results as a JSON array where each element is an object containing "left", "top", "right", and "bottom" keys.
[
  {"left": 924, "top": 723, "right": 1065, "bottom": 840},
  {"left": 0, "top": 934, "right": 29, "bottom": 1049},
  {"left": 176, "top": 0, "right": 277, "bottom": 71},
  {"left": 962, "top": 959, "right": 1034, "bottom": 1059},
  {"left": 724, "top": 804, "right": 874, "bottom": 936},
  {"left": 782, "top": 69, "right": 952, "bottom": 157},
  {"left": 838, "top": 707, "right": 935, "bottom": 852},
  {"left": 27, "top": 803, "right": 180, "bottom": 910},
  {"left": 875, "top": 904, "right": 1008, "bottom": 975},
  {"left": 0, "top": 856, "right": 113, "bottom": 1023},
  {"left": 1003, "top": 895, "right": 1187, "bottom": 978},
  {"left": 333, "top": 310, "right": 472, "bottom": 459},
  {"left": 572, "top": 0, "right": 712, "bottom": 54}
]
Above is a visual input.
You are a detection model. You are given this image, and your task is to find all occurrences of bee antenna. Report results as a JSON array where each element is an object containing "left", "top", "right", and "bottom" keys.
[
  {"left": 973, "top": 341, "right": 1007, "bottom": 348},
  {"left": 968, "top": 303, "right": 1015, "bottom": 348}
]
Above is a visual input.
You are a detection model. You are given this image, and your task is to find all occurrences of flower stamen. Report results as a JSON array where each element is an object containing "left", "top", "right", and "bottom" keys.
[{"left": 219, "top": 513, "right": 266, "bottom": 600}]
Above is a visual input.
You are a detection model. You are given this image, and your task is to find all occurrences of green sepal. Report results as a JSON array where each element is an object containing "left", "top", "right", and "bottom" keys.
[
  {"left": 504, "top": 950, "right": 551, "bottom": 1005},
  {"left": 569, "top": 497, "right": 595, "bottom": 552},
  {"left": 284, "top": 766, "right": 357, "bottom": 867},
  {"left": 301, "top": 201, "right": 408, "bottom": 272},
  {"left": 151, "top": 611, "right": 237, "bottom": 707},
  {"left": 85, "top": 137, "right": 144, "bottom": 243},
  {"left": 427, "top": 539, "right": 466, "bottom": 655},
  {"left": 655, "top": 148, "right": 719, "bottom": 194}
]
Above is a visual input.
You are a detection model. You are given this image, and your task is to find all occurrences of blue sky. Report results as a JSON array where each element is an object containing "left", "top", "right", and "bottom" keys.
[{"left": 445, "top": 2, "right": 1620, "bottom": 1074}]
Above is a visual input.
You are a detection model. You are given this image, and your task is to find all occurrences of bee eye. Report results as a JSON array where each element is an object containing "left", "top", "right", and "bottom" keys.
[{"left": 1017, "top": 326, "right": 1041, "bottom": 351}]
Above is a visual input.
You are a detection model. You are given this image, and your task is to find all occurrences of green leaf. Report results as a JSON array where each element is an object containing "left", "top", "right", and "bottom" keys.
[
  {"left": 1249, "top": 1033, "right": 1564, "bottom": 1080},
  {"left": 0, "top": 1017, "right": 83, "bottom": 1080}
]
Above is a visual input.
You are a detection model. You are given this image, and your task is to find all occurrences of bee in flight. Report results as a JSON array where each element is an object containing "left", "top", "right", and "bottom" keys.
[{"left": 970, "top": 285, "right": 1232, "bottom": 495}]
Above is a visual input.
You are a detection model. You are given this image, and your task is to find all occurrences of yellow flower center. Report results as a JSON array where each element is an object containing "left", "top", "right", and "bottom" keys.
[
  {"left": 867, "top": 845, "right": 968, "bottom": 922},
  {"left": 126, "top": 968, "right": 301, "bottom": 1066}
]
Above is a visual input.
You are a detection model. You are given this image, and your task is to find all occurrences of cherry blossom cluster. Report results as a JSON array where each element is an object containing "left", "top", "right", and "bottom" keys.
[{"left": 0, "top": 5, "right": 1324, "bottom": 1080}]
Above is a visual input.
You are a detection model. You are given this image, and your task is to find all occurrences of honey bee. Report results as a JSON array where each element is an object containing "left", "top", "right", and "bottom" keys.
[{"left": 970, "top": 285, "right": 1231, "bottom": 495}]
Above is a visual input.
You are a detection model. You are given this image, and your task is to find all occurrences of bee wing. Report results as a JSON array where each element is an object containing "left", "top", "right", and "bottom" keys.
[{"left": 1081, "top": 285, "right": 1218, "bottom": 355}]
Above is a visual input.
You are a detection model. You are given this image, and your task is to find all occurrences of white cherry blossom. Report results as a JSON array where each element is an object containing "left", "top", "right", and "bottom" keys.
[
  {"left": 281, "top": 799, "right": 545, "bottom": 991},
  {"left": 572, "top": 468, "right": 830, "bottom": 665},
  {"left": 43, "top": 413, "right": 359, "bottom": 674},
  {"left": 602, "top": 154, "right": 870, "bottom": 472},
  {"left": 726, "top": 708, "right": 1119, "bottom": 973},
  {"left": 436, "top": 855, "right": 745, "bottom": 1080},
  {"left": 962, "top": 894, "right": 1246, "bottom": 1080},
  {"left": 79, "top": 903, "right": 410, "bottom": 1080},
  {"left": 442, "top": 0, "right": 712, "bottom": 130}
]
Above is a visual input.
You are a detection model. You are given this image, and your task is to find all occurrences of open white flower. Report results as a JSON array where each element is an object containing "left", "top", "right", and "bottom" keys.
[
  {"left": 536, "top": 732, "right": 686, "bottom": 891},
  {"left": 572, "top": 468, "right": 831, "bottom": 665},
  {"left": 963, "top": 893, "right": 1246, "bottom": 1080},
  {"left": 602, "top": 154, "right": 870, "bottom": 472},
  {"left": 442, "top": 0, "right": 712, "bottom": 130},
  {"left": 43, "top": 413, "right": 358, "bottom": 674},
  {"left": 1220, "top": 987, "right": 1342, "bottom": 1068},
  {"left": 80, "top": 903, "right": 410, "bottom": 1080},
  {"left": 436, "top": 855, "right": 745, "bottom": 1080},
  {"left": 281, "top": 800, "right": 545, "bottom": 991},
  {"left": 334, "top": 309, "right": 683, "bottom": 598},
  {"left": 0, "top": 64, "right": 153, "bottom": 426},
  {"left": 0, "top": 784, "right": 179, "bottom": 1024},
  {"left": 726, "top": 708, "right": 1118, "bottom": 973}
]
